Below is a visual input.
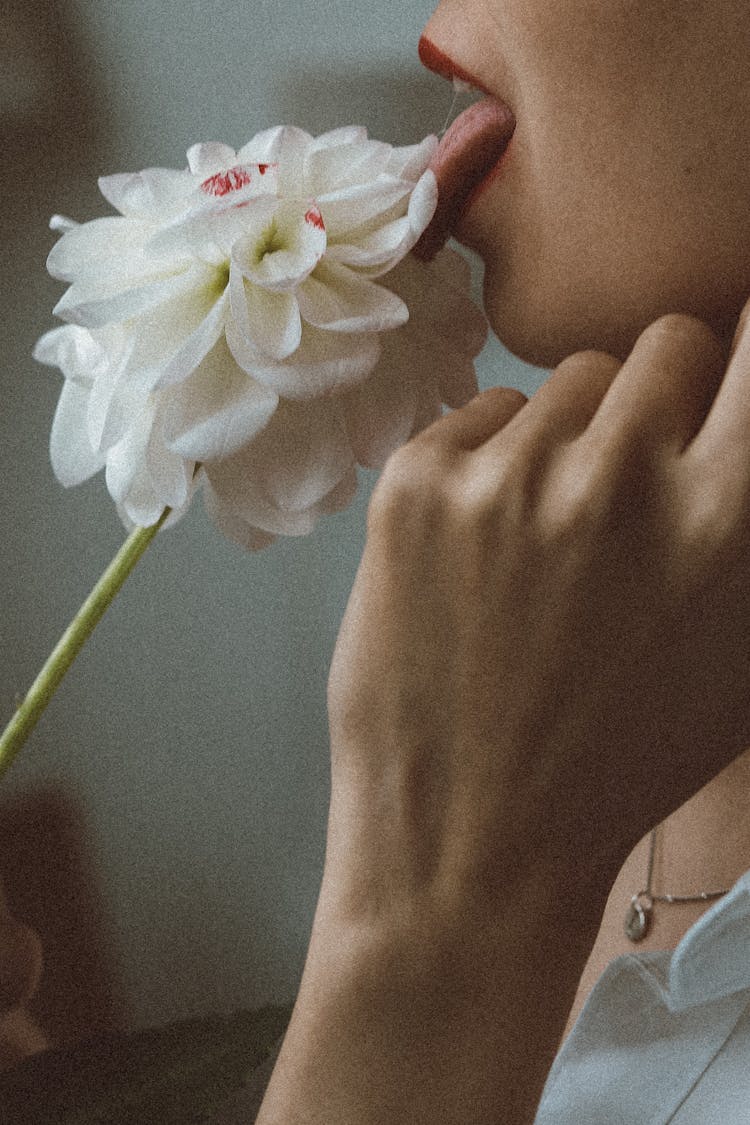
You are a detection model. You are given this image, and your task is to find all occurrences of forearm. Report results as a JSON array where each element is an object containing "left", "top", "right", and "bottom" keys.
[{"left": 256, "top": 862, "right": 609, "bottom": 1125}]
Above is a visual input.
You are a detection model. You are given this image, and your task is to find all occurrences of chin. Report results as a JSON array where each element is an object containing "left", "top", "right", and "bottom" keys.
[
  {"left": 480, "top": 257, "right": 741, "bottom": 372},
  {"left": 481, "top": 278, "right": 634, "bottom": 371}
]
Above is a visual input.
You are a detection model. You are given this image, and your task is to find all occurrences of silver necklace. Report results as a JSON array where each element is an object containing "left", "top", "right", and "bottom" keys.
[{"left": 624, "top": 825, "right": 731, "bottom": 943}]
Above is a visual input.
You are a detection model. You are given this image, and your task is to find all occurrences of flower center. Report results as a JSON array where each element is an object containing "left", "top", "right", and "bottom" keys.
[
  {"left": 209, "top": 261, "right": 231, "bottom": 299},
  {"left": 253, "top": 220, "right": 287, "bottom": 264}
]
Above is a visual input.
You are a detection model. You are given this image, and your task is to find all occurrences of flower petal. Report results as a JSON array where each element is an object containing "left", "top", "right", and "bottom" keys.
[
  {"left": 317, "top": 464, "right": 359, "bottom": 515},
  {"left": 98, "top": 168, "right": 194, "bottom": 220},
  {"left": 91, "top": 266, "right": 227, "bottom": 394},
  {"left": 305, "top": 133, "right": 390, "bottom": 195},
  {"left": 325, "top": 216, "right": 412, "bottom": 271},
  {"left": 236, "top": 126, "right": 286, "bottom": 165},
  {"left": 407, "top": 170, "right": 439, "bottom": 243},
  {"left": 226, "top": 318, "right": 380, "bottom": 399},
  {"left": 163, "top": 338, "right": 279, "bottom": 460},
  {"left": 85, "top": 330, "right": 137, "bottom": 451},
  {"left": 115, "top": 461, "right": 197, "bottom": 531},
  {"left": 384, "top": 135, "right": 438, "bottom": 180},
  {"left": 273, "top": 126, "right": 314, "bottom": 191},
  {"left": 318, "top": 178, "right": 411, "bottom": 239},
  {"left": 119, "top": 468, "right": 171, "bottom": 526},
  {"left": 104, "top": 403, "right": 158, "bottom": 511},
  {"left": 52, "top": 263, "right": 198, "bottom": 329},
  {"left": 33, "top": 324, "right": 108, "bottom": 386},
  {"left": 46, "top": 218, "right": 156, "bottom": 282},
  {"left": 146, "top": 422, "right": 193, "bottom": 512},
  {"left": 308, "top": 125, "right": 369, "bottom": 150},
  {"left": 231, "top": 201, "right": 327, "bottom": 293},
  {"left": 297, "top": 261, "right": 408, "bottom": 333},
  {"left": 50, "top": 380, "right": 106, "bottom": 486},
  {"left": 203, "top": 485, "right": 278, "bottom": 551},
  {"left": 186, "top": 142, "right": 238, "bottom": 178},
  {"left": 386, "top": 249, "right": 487, "bottom": 406},
  {"left": 263, "top": 398, "right": 354, "bottom": 512},
  {"left": 205, "top": 463, "right": 319, "bottom": 537},
  {"left": 50, "top": 215, "right": 79, "bottom": 232},
  {"left": 341, "top": 349, "right": 418, "bottom": 468},
  {"left": 145, "top": 192, "right": 275, "bottom": 267},
  {"left": 206, "top": 395, "right": 353, "bottom": 516},
  {"left": 150, "top": 287, "right": 229, "bottom": 389},
  {"left": 323, "top": 174, "right": 436, "bottom": 278},
  {"left": 229, "top": 267, "right": 301, "bottom": 360}
]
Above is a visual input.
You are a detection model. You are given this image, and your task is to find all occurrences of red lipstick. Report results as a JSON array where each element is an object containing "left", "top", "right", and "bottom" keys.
[
  {"left": 418, "top": 36, "right": 493, "bottom": 97},
  {"left": 414, "top": 37, "right": 516, "bottom": 261}
]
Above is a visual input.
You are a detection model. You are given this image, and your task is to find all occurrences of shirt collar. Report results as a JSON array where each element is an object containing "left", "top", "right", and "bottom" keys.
[{"left": 667, "top": 867, "right": 750, "bottom": 1011}]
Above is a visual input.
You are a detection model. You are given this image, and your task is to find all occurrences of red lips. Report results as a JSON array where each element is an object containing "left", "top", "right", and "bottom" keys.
[
  {"left": 414, "top": 37, "right": 516, "bottom": 260},
  {"left": 418, "top": 36, "right": 493, "bottom": 97}
]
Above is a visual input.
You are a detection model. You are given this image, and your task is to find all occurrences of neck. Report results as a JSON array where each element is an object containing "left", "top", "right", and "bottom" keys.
[
  {"left": 560, "top": 745, "right": 750, "bottom": 1045},
  {"left": 655, "top": 746, "right": 750, "bottom": 896}
]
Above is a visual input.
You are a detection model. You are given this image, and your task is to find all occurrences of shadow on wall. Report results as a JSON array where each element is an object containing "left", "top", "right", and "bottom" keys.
[
  {"left": 1, "top": 1, "right": 124, "bottom": 1046},
  {"left": 0, "top": 0, "right": 108, "bottom": 223},
  {"left": 0, "top": 788, "right": 127, "bottom": 1045},
  {"left": 273, "top": 62, "right": 452, "bottom": 145}
]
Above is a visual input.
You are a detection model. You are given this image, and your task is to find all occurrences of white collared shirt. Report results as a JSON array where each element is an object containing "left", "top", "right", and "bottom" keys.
[{"left": 536, "top": 868, "right": 750, "bottom": 1122}]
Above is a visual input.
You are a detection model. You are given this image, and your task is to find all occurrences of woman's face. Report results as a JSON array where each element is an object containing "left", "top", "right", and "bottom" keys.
[{"left": 421, "top": 0, "right": 750, "bottom": 367}]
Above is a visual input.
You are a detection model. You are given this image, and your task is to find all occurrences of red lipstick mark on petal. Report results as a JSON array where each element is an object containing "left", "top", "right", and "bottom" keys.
[
  {"left": 304, "top": 206, "right": 325, "bottom": 231},
  {"left": 418, "top": 36, "right": 492, "bottom": 97},
  {"left": 201, "top": 165, "right": 253, "bottom": 197}
]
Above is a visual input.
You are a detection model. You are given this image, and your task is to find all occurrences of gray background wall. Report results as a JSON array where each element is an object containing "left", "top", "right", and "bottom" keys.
[{"left": 0, "top": 0, "right": 546, "bottom": 1033}]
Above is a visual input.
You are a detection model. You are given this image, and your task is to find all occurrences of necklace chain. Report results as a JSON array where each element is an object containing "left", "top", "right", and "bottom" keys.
[{"left": 624, "top": 826, "right": 731, "bottom": 943}]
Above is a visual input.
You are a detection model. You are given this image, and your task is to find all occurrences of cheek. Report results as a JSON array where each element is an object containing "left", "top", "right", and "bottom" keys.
[
  {"left": 468, "top": 74, "right": 750, "bottom": 365},
  {"left": 457, "top": 0, "right": 750, "bottom": 363}
]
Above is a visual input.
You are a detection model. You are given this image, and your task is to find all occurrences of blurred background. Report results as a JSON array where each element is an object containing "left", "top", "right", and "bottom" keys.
[{"left": 0, "top": 0, "right": 547, "bottom": 1046}]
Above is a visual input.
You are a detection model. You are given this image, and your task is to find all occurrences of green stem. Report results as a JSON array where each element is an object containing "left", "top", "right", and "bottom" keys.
[{"left": 0, "top": 508, "right": 170, "bottom": 780}]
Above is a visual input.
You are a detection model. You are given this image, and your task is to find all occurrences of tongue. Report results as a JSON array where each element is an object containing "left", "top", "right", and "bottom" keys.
[{"left": 413, "top": 98, "right": 515, "bottom": 261}]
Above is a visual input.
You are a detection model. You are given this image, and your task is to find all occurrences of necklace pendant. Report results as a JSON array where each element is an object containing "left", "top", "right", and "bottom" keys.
[{"left": 624, "top": 894, "right": 653, "bottom": 943}]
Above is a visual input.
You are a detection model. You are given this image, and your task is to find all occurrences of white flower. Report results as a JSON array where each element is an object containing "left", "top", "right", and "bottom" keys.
[{"left": 34, "top": 124, "right": 488, "bottom": 548}]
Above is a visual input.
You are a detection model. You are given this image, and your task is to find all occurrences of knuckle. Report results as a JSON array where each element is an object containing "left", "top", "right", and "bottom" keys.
[
  {"left": 539, "top": 440, "right": 647, "bottom": 539},
  {"left": 554, "top": 349, "right": 621, "bottom": 378},
  {"left": 367, "top": 443, "right": 445, "bottom": 532},
  {"left": 480, "top": 385, "right": 528, "bottom": 411},
  {"left": 453, "top": 474, "right": 501, "bottom": 528},
  {"left": 537, "top": 457, "right": 602, "bottom": 539},
  {"left": 640, "top": 312, "right": 723, "bottom": 357},
  {"left": 455, "top": 452, "right": 538, "bottom": 538},
  {"left": 681, "top": 462, "right": 748, "bottom": 574}
]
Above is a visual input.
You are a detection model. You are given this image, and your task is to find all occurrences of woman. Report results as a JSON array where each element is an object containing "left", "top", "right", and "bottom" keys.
[{"left": 256, "top": 1, "right": 750, "bottom": 1120}]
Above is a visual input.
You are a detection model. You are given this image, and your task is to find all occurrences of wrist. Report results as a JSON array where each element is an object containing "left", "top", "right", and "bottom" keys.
[
  {"left": 311, "top": 837, "right": 611, "bottom": 1007},
  {"left": 318, "top": 771, "right": 621, "bottom": 950},
  {"left": 257, "top": 851, "right": 611, "bottom": 1125}
]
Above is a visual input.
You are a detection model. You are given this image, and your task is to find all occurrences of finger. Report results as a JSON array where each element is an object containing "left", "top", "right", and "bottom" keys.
[
  {"left": 416, "top": 385, "right": 528, "bottom": 452},
  {"left": 492, "top": 350, "right": 622, "bottom": 448},
  {"left": 585, "top": 314, "right": 727, "bottom": 452},
  {"left": 728, "top": 293, "right": 750, "bottom": 363},
  {"left": 693, "top": 292, "right": 750, "bottom": 459}
]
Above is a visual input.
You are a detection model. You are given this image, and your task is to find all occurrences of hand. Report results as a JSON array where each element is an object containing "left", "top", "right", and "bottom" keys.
[
  {"left": 324, "top": 303, "right": 750, "bottom": 928},
  {"left": 258, "top": 305, "right": 750, "bottom": 1125}
]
